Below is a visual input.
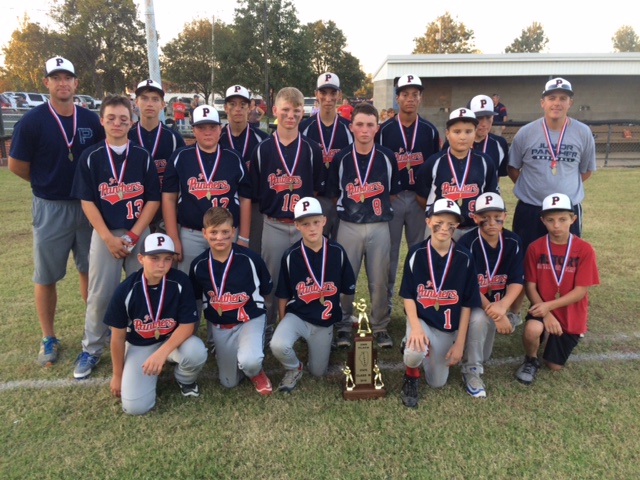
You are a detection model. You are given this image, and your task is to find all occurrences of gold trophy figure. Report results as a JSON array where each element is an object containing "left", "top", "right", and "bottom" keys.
[
  {"left": 353, "top": 298, "right": 372, "bottom": 336},
  {"left": 373, "top": 363, "right": 384, "bottom": 390},
  {"left": 343, "top": 364, "right": 355, "bottom": 391}
]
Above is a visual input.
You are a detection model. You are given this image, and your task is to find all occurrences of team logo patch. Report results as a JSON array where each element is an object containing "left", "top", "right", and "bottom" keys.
[
  {"left": 395, "top": 149, "right": 424, "bottom": 170},
  {"left": 98, "top": 181, "right": 144, "bottom": 205},
  {"left": 187, "top": 177, "right": 231, "bottom": 200},
  {"left": 416, "top": 283, "right": 459, "bottom": 309},
  {"left": 346, "top": 180, "right": 383, "bottom": 202},
  {"left": 268, "top": 171, "right": 302, "bottom": 192},
  {"left": 441, "top": 183, "right": 479, "bottom": 201},
  {"left": 207, "top": 291, "right": 251, "bottom": 321},
  {"left": 477, "top": 274, "right": 507, "bottom": 295},
  {"left": 295, "top": 279, "right": 338, "bottom": 304},
  {"left": 133, "top": 317, "right": 177, "bottom": 339}
]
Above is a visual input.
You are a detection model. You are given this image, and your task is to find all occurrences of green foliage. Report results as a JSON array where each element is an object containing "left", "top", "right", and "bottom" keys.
[
  {"left": 505, "top": 22, "right": 549, "bottom": 53},
  {"left": 0, "top": 16, "right": 63, "bottom": 92},
  {"left": 413, "top": 12, "right": 477, "bottom": 54},
  {"left": 354, "top": 73, "right": 373, "bottom": 99},
  {"left": 611, "top": 25, "right": 640, "bottom": 52},
  {"left": 49, "top": 0, "right": 147, "bottom": 96}
]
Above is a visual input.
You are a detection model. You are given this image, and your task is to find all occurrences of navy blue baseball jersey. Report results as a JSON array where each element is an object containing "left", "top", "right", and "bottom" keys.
[
  {"left": 103, "top": 268, "right": 198, "bottom": 346},
  {"left": 376, "top": 115, "right": 440, "bottom": 192},
  {"left": 128, "top": 122, "right": 186, "bottom": 188},
  {"left": 72, "top": 141, "right": 161, "bottom": 230},
  {"left": 10, "top": 103, "right": 104, "bottom": 200},
  {"left": 443, "top": 133, "right": 509, "bottom": 178},
  {"left": 219, "top": 124, "right": 269, "bottom": 165},
  {"left": 163, "top": 144, "right": 251, "bottom": 229},
  {"left": 249, "top": 133, "right": 324, "bottom": 218},
  {"left": 400, "top": 239, "right": 482, "bottom": 332},
  {"left": 415, "top": 149, "right": 498, "bottom": 228},
  {"left": 190, "top": 244, "right": 273, "bottom": 326},
  {"left": 276, "top": 239, "right": 356, "bottom": 327},
  {"left": 300, "top": 114, "right": 353, "bottom": 170},
  {"left": 457, "top": 228, "right": 524, "bottom": 303},
  {"left": 326, "top": 144, "right": 401, "bottom": 223}
]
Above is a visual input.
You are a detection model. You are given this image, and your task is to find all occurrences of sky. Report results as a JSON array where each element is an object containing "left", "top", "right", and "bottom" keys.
[{"left": 2, "top": 0, "right": 640, "bottom": 75}]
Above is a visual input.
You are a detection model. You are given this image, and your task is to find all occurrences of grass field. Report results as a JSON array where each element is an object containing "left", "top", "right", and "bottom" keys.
[{"left": 1, "top": 168, "right": 639, "bottom": 479}]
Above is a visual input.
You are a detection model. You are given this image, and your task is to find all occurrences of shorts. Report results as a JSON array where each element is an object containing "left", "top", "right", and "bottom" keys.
[
  {"left": 32, "top": 196, "right": 92, "bottom": 284},
  {"left": 527, "top": 315, "right": 581, "bottom": 366},
  {"left": 513, "top": 200, "right": 582, "bottom": 252}
]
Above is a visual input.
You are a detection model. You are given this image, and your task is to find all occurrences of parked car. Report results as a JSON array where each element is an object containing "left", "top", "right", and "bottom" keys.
[
  {"left": 303, "top": 97, "right": 316, "bottom": 117},
  {"left": 0, "top": 93, "right": 17, "bottom": 109},
  {"left": 4, "top": 92, "right": 48, "bottom": 108},
  {"left": 77, "top": 95, "right": 101, "bottom": 109}
]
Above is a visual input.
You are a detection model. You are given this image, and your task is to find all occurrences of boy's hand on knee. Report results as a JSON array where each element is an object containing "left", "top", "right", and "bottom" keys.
[
  {"left": 142, "top": 351, "right": 168, "bottom": 376},
  {"left": 406, "top": 330, "right": 429, "bottom": 352},
  {"left": 543, "top": 313, "right": 563, "bottom": 336},
  {"left": 528, "top": 301, "right": 551, "bottom": 319},
  {"left": 445, "top": 342, "right": 463, "bottom": 366}
]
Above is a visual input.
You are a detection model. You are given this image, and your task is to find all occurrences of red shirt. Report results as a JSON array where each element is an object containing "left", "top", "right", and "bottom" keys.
[
  {"left": 525, "top": 235, "right": 599, "bottom": 334},
  {"left": 173, "top": 102, "right": 186, "bottom": 121},
  {"left": 337, "top": 104, "right": 354, "bottom": 121}
]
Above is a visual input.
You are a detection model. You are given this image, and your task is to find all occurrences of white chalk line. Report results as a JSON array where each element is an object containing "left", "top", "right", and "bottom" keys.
[{"left": 2, "top": 350, "right": 639, "bottom": 392}]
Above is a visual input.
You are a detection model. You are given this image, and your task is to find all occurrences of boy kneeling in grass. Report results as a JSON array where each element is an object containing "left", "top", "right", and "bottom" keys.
[
  {"left": 105, "top": 233, "right": 207, "bottom": 415},
  {"left": 515, "top": 193, "right": 599, "bottom": 385}
]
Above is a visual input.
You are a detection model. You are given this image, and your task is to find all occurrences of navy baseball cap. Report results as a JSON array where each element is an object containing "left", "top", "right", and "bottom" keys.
[
  {"left": 542, "top": 78, "right": 574, "bottom": 97},
  {"left": 192, "top": 105, "right": 221, "bottom": 126},
  {"left": 541, "top": 193, "right": 573, "bottom": 213},
  {"left": 294, "top": 197, "right": 324, "bottom": 220},
  {"left": 135, "top": 79, "right": 165, "bottom": 97},
  {"left": 446, "top": 108, "right": 478, "bottom": 128},
  {"left": 427, "top": 198, "right": 464, "bottom": 224},
  {"left": 45, "top": 56, "right": 76, "bottom": 77},
  {"left": 142, "top": 234, "right": 177, "bottom": 255}
]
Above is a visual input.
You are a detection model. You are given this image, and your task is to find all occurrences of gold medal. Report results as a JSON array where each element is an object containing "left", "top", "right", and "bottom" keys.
[
  {"left": 552, "top": 167, "right": 557, "bottom": 175},
  {"left": 360, "top": 194, "right": 365, "bottom": 203},
  {"left": 555, "top": 290, "right": 561, "bottom": 299},
  {"left": 117, "top": 191, "right": 124, "bottom": 200},
  {"left": 289, "top": 182, "right": 294, "bottom": 192},
  {"left": 325, "top": 162, "right": 330, "bottom": 169},
  {"left": 406, "top": 163, "right": 411, "bottom": 171},
  {"left": 217, "top": 305, "right": 223, "bottom": 316},
  {"left": 68, "top": 151, "right": 74, "bottom": 161},
  {"left": 457, "top": 198, "right": 463, "bottom": 207},
  {"left": 434, "top": 301, "right": 440, "bottom": 311},
  {"left": 206, "top": 191, "right": 211, "bottom": 201},
  {"left": 320, "top": 295, "right": 325, "bottom": 304},
  {"left": 487, "top": 287, "right": 492, "bottom": 296},
  {"left": 154, "top": 329, "right": 160, "bottom": 340}
]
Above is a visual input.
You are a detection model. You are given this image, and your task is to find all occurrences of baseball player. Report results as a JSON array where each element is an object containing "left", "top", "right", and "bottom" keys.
[
  {"left": 515, "top": 193, "right": 599, "bottom": 385},
  {"left": 443, "top": 95, "right": 509, "bottom": 186},
  {"left": 399, "top": 199, "right": 481, "bottom": 407},
  {"left": 299, "top": 72, "right": 354, "bottom": 239},
  {"left": 129, "top": 79, "right": 185, "bottom": 195},
  {"left": 219, "top": 84, "right": 269, "bottom": 254},
  {"left": 190, "top": 207, "right": 274, "bottom": 394},
  {"left": 507, "top": 77, "right": 596, "bottom": 322},
  {"left": 8, "top": 56, "right": 104, "bottom": 366},
  {"left": 376, "top": 74, "right": 440, "bottom": 313},
  {"left": 270, "top": 197, "right": 356, "bottom": 392},
  {"left": 249, "top": 87, "right": 324, "bottom": 341},
  {"left": 326, "top": 102, "right": 400, "bottom": 349},
  {"left": 415, "top": 108, "right": 498, "bottom": 241},
  {"left": 163, "top": 104, "right": 251, "bottom": 277},
  {"left": 457, "top": 193, "right": 524, "bottom": 398},
  {"left": 71, "top": 94, "right": 161, "bottom": 379},
  {"left": 104, "top": 233, "right": 207, "bottom": 415}
]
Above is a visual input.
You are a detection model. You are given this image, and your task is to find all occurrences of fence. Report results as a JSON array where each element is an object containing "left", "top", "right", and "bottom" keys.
[{"left": 2, "top": 107, "right": 639, "bottom": 167}]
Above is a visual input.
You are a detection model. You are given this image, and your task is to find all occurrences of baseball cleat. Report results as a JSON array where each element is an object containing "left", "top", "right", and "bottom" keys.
[
  {"left": 73, "top": 351, "right": 100, "bottom": 379},
  {"left": 401, "top": 374, "right": 419, "bottom": 408},
  {"left": 463, "top": 368, "right": 487, "bottom": 398},
  {"left": 177, "top": 381, "right": 200, "bottom": 397},
  {"left": 38, "top": 336, "right": 60, "bottom": 366},
  {"left": 250, "top": 369, "right": 273, "bottom": 395},
  {"left": 278, "top": 363, "right": 303, "bottom": 393}
]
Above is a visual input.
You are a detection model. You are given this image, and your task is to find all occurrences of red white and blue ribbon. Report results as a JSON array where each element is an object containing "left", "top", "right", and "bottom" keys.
[
  {"left": 137, "top": 122, "right": 162, "bottom": 158},
  {"left": 105, "top": 140, "right": 130, "bottom": 186},
  {"left": 274, "top": 132, "right": 301, "bottom": 178},
  {"left": 396, "top": 115, "right": 417, "bottom": 153},
  {"left": 446, "top": 148, "right": 472, "bottom": 201},
  {"left": 478, "top": 230, "right": 503, "bottom": 293},
  {"left": 542, "top": 117, "right": 568, "bottom": 173},
  {"left": 196, "top": 144, "right": 222, "bottom": 185},
  {"left": 142, "top": 274, "right": 166, "bottom": 338},
  {"left": 208, "top": 249, "right": 234, "bottom": 314},
  {"left": 226, "top": 124, "right": 250, "bottom": 158},
  {"left": 316, "top": 116, "right": 338, "bottom": 158},
  {"left": 48, "top": 102, "right": 77, "bottom": 152},
  {"left": 546, "top": 233, "right": 573, "bottom": 296},
  {"left": 352, "top": 145, "right": 375, "bottom": 190},
  {"left": 300, "top": 237, "right": 327, "bottom": 302},
  {"left": 426, "top": 239, "right": 454, "bottom": 308}
]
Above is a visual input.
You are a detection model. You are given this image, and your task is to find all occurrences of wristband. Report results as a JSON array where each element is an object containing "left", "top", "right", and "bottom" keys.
[
  {"left": 238, "top": 235, "right": 250, "bottom": 244},
  {"left": 126, "top": 230, "right": 140, "bottom": 244}
]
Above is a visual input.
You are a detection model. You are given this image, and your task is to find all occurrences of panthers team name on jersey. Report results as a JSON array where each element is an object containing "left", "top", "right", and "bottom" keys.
[
  {"left": 133, "top": 317, "right": 177, "bottom": 339},
  {"left": 98, "top": 181, "right": 144, "bottom": 205},
  {"left": 477, "top": 274, "right": 508, "bottom": 294},
  {"left": 441, "top": 182, "right": 480, "bottom": 199},
  {"left": 154, "top": 159, "right": 167, "bottom": 175},
  {"left": 268, "top": 173, "right": 302, "bottom": 192},
  {"left": 416, "top": 283, "right": 459, "bottom": 309},
  {"left": 395, "top": 150, "right": 424, "bottom": 169},
  {"left": 295, "top": 280, "right": 338, "bottom": 304},
  {"left": 187, "top": 177, "right": 231, "bottom": 200},
  {"left": 323, "top": 149, "right": 341, "bottom": 164},
  {"left": 345, "top": 181, "right": 384, "bottom": 201}
]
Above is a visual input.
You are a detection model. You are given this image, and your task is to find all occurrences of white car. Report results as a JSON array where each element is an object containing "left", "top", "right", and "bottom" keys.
[{"left": 303, "top": 97, "right": 316, "bottom": 117}]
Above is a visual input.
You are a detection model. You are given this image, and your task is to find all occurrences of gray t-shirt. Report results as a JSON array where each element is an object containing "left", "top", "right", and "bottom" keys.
[{"left": 509, "top": 117, "right": 596, "bottom": 205}]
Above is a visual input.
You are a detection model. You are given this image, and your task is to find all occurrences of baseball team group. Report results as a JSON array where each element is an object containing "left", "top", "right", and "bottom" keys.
[{"left": 8, "top": 56, "right": 599, "bottom": 414}]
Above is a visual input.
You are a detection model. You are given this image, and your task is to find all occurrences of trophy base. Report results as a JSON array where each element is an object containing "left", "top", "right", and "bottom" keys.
[{"left": 342, "top": 386, "right": 386, "bottom": 401}]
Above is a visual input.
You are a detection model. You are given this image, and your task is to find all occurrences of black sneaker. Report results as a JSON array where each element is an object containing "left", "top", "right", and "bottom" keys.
[
  {"left": 401, "top": 374, "right": 419, "bottom": 408},
  {"left": 336, "top": 331, "right": 353, "bottom": 348},
  {"left": 375, "top": 331, "right": 393, "bottom": 348},
  {"left": 178, "top": 381, "right": 200, "bottom": 397},
  {"left": 515, "top": 356, "right": 540, "bottom": 385}
]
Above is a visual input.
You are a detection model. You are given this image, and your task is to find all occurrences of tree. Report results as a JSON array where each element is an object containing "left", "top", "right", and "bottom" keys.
[
  {"left": 612, "top": 25, "right": 640, "bottom": 52},
  {"left": 162, "top": 19, "right": 236, "bottom": 102},
  {"left": 354, "top": 73, "right": 373, "bottom": 100},
  {"left": 50, "top": 0, "right": 147, "bottom": 96},
  {"left": 0, "top": 16, "right": 64, "bottom": 91},
  {"left": 413, "top": 12, "right": 476, "bottom": 54},
  {"left": 231, "top": 0, "right": 313, "bottom": 104},
  {"left": 504, "top": 22, "right": 549, "bottom": 53},
  {"left": 303, "top": 20, "right": 366, "bottom": 96}
]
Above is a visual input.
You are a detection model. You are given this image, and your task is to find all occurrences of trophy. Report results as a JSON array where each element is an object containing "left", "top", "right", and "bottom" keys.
[{"left": 342, "top": 298, "right": 386, "bottom": 400}]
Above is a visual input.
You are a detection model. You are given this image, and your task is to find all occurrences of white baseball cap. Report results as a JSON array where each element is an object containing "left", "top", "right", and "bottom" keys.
[
  {"left": 135, "top": 79, "right": 164, "bottom": 97},
  {"left": 396, "top": 74, "right": 423, "bottom": 93},
  {"left": 142, "top": 233, "right": 177, "bottom": 255},
  {"left": 469, "top": 95, "right": 497, "bottom": 116},
  {"left": 192, "top": 105, "right": 221, "bottom": 126},
  {"left": 294, "top": 197, "right": 324, "bottom": 220},
  {"left": 225, "top": 85, "right": 251, "bottom": 102},
  {"left": 542, "top": 77, "right": 574, "bottom": 97},
  {"left": 427, "top": 198, "right": 464, "bottom": 224},
  {"left": 474, "top": 193, "right": 506, "bottom": 214},
  {"left": 316, "top": 72, "right": 340, "bottom": 91},
  {"left": 45, "top": 56, "right": 76, "bottom": 77},
  {"left": 446, "top": 108, "right": 478, "bottom": 128},
  {"left": 541, "top": 193, "right": 573, "bottom": 213}
]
